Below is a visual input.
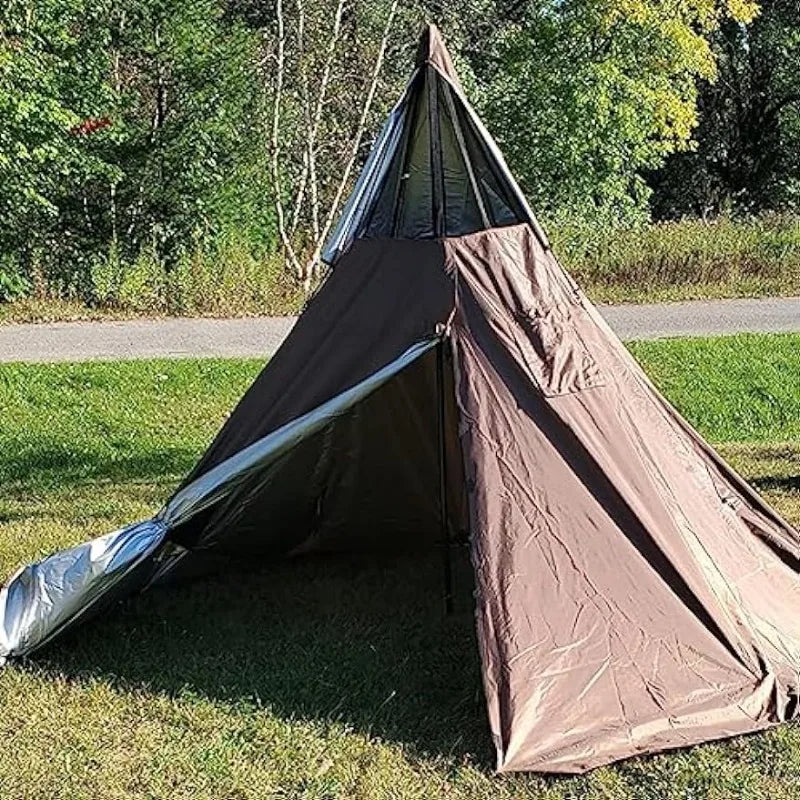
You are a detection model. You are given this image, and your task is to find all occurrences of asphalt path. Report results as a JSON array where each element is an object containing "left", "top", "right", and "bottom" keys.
[{"left": 1, "top": 296, "right": 798, "bottom": 363}]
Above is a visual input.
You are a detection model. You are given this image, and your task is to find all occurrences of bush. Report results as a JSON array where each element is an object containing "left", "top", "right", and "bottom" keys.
[{"left": 0, "top": 257, "right": 31, "bottom": 303}]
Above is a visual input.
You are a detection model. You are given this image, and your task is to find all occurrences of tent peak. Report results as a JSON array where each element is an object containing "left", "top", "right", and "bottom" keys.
[
  {"left": 322, "top": 21, "right": 551, "bottom": 264},
  {"left": 415, "top": 23, "right": 460, "bottom": 87}
]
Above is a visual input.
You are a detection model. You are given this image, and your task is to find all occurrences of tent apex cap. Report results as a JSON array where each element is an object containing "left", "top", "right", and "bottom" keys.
[{"left": 416, "top": 23, "right": 461, "bottom": 86}]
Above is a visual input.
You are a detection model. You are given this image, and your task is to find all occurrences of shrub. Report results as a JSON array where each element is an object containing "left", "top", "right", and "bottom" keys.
[{"left": 0, "top": 257, "right": 31, "bottom": 303}]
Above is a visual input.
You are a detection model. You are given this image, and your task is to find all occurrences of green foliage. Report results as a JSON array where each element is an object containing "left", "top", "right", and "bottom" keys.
[
  {"left": 83, "top": 237, "right": 304, "bottom": 316},
  {"left": 104, "top": 0, "right": 274, "bottom": 259},
  {"left": 2, "top": 0, "right": 798, "bottom": 313},
  {"left": 2, "top": 214, "right": 799, "bottom": 319},
  {"left": 0, "top": 255, "right": 29, "bottom": 301},
  {"left": 650, "top": 0, "right": 800, "bottom": 217},
  {"left": 1, "top": 0, "right": 278, "bottom": 296},
  {"left": 0, "top": 0, "right": 118, "bottom": 252},
  {"left": 477, "top": 0, "right": 757, "bottom": 220}
]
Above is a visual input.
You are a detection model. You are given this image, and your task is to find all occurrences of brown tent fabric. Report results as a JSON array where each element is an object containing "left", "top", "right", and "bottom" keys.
[
  {"left": 2, "top": 23, "right": 799, "bottom": 775},
  {"left": 182, "top": 238, "right": 453, "bottom": 480},
  {"left": 170, "top": 220, "right": 800, "bottom": 772},
  {"left": 416, "top": 22, "right": 462, "bottom": 90},
  {"left": 170, "top": 237, "right": 466, "bottom": 558},
  {"left": 448, "top": 224, "right": 800, "bottom": 771}
]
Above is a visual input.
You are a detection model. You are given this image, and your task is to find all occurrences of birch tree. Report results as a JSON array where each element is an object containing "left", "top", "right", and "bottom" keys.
[{"left": 262, "top": 0, "right": 405, "bottom": 286}]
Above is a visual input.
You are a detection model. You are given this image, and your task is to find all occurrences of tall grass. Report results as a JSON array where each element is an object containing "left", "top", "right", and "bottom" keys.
[
  {"left": 2, "top": 215, "right": 799, "bottom": 322},
  {"left": 88, "top": 238, "right": 306, "bottom": 317},
  {"left": 555, "top": 213, "right": 800, "bottom": 303},
  {"left": 0, "top": 236, "right": 307, "bottom": 323}
]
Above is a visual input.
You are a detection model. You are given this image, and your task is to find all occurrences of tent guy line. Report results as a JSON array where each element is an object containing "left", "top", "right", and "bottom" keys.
[{"left": 1, "top": 294, "right": 799, "bottom": 364}]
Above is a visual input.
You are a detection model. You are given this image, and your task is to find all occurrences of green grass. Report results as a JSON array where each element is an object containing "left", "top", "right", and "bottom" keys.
[
  {"left": 629, "top": 333, "right": 800, "bottom": 442},
  {"left": 1, "top": 335, "right": 799, "bottom": 798}
]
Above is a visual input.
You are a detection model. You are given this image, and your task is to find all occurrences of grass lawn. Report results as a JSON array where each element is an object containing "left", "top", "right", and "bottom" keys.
[{"left": 1, "top": 334, "right": 799, "bottom": 799}]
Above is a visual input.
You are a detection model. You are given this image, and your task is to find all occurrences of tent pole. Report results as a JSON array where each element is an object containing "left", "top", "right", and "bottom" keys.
[
  {"left": 428, "top": 65, "right": 446, "bottom": 237},
  {"left": 442, "top": 82, "right": 491, "bottom": 228},
  {"left": 436, "top": 333, "right": 454, "bottom": 615}
]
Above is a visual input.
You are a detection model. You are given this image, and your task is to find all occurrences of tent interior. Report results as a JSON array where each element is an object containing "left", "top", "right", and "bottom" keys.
[
  {"left": 361, "top": 65, "right": 526, "bottom": 239},
  {"left": 167, "top": 343, "right": 470, "bottom": 567},
  {"left": 321, "top": 23, "right": 548, "bottom": 264}
]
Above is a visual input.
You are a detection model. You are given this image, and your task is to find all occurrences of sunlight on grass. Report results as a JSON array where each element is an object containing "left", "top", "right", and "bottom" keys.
[
  {"left": 630, "top": 333, "right": 800, "bottom": 443},
  {"left": 0, "top": 337, "right": 799, "bottom": 799}
]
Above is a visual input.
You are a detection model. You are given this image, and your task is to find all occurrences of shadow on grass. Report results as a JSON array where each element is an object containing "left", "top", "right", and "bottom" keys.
[
  {"left": 31, "top": 549, "right": 493, "bottom": 767},
  {"left": 0, "top": 441, "right": 199, "bottom": 489},
  {"left": 750, "top": 475, "right": 800, "bottom": 493},
  {"left": 3, "top": 432, "right": 494, "bottom": 765}
]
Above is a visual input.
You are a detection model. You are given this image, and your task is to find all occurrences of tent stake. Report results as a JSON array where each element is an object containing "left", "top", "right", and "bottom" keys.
[{"left": 436, "top": 334, "right": 454, "bottom": 615}]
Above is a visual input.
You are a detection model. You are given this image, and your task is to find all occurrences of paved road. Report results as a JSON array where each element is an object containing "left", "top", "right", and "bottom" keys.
[
  {"left": 1, "top": 296, "right": 798, "bottom": 363},
  {"left": 602, "top": 296, "right": 800, "bottom": 341}
]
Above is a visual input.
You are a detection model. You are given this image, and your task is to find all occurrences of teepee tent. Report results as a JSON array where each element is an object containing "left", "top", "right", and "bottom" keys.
[{"left": 2, "top": 26, "right": 800, "bottom": 774}]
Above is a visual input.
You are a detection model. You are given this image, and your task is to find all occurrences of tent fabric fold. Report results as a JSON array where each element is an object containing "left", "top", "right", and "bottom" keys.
[
  {"left": 0, "top": 519, "right": 168, "bottom": 663},
  {"left": 2, "top": 23, "right": 799, "bottom": 774}
]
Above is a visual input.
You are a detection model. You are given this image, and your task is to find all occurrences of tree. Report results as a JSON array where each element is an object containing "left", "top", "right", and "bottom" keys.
[
  {"left": 0, "top": 0, "right": 117, "bottom": 277},
  {"left": 3, "top": 0, "right": 783, "bottom": 303},
  {"left": 248, "top": 0, "right": 422, "bottom": 285},
  {"left": 1, "top": 0, "right": 278, "bottom": 292},
  {"left": 650, "top": 0, "right": 800, "bottom": 218},
  {"left": 104, "top": 0, "right": 269, "bottom": 262},
  {"left": 472, "top": 0, "right": 758, "bottom": 222}
]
